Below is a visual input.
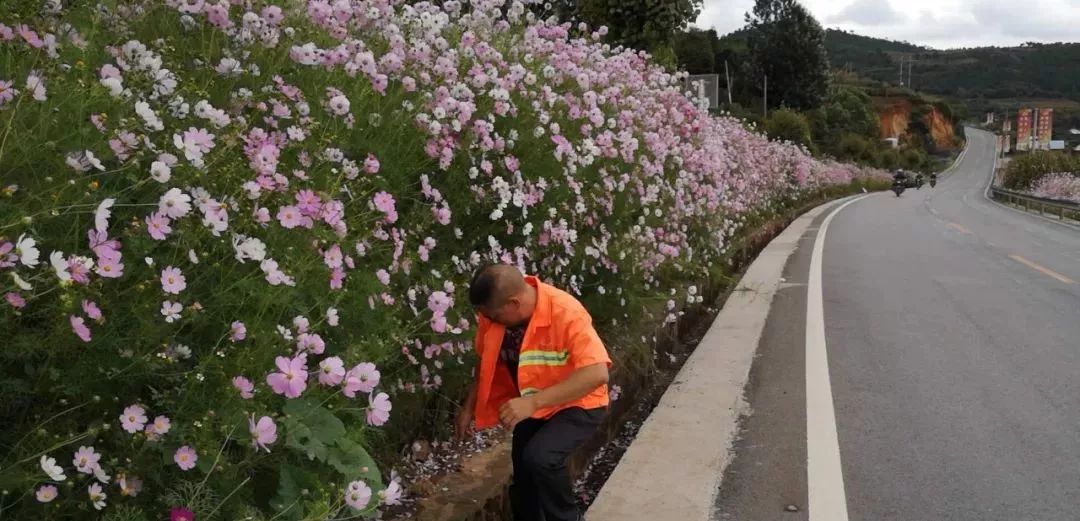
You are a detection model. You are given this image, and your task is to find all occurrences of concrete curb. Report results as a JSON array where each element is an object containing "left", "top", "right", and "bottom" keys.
[{"left": 586, "top": 197, "right": 850, "bottom": 521}]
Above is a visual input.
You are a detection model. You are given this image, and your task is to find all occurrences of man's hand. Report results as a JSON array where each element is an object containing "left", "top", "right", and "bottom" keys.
[
  {"left": 455, "top": 382, "right": 479, "bottom": 441},
  {"left": 454, "top": 405, "right": 475, "bottom": 441},
  {"left": 499, "top": 396, "right": 538, "bottom": 429}
]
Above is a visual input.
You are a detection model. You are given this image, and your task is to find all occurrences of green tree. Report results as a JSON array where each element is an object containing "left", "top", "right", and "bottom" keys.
[
  {"left": 808, "top": 84, "right": 880, "bottom": 153},
  {"left": 745, "top": 0, "right": 830, "bottom": 110},
  {"left": 577, "top": 0, "right": 703, "bottom": 54},
  {"left": 673, "top": 28, "right": 718, "bottom": 73},
  {"left": 765, "top": 109, "right": 814, "bottom": 148}
]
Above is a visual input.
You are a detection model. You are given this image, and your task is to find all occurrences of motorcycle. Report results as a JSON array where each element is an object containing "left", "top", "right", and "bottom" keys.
[
  {"left": 892, "top": 178, "right": 906, "bottom": 197},
  {"left": 930, "top": 175, "right": 938, "bottom": 188}
]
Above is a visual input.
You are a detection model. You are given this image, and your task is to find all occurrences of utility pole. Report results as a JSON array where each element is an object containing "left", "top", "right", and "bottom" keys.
[
  {"left": 763, "top": 74, "right": 768, "bottom": 118},
  {"left": 908, "top": 58, "right": 914, "bottom": 90},
  {"left": 724, "top": 60, "right": 733, "bottom": 105},
  {"left": 899, "top": 55, "right": 905, "bottom": 86}
]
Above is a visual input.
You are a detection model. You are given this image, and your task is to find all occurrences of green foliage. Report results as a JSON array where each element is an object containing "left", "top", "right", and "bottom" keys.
[
  {"left": 765, "top": 109, "right": 813, "bottom": 148},
  {"left": 577, "top": 0, "right": 703, "bottom": 53},
  {"left": 1004, "top": 152, "right": 1080, "bottom": 190},
  {"left": 745, "top": 0, "right": 830, "bottom": 110},
  {"left": 808, "top": 85, "right": 879, "bottom": 153}
]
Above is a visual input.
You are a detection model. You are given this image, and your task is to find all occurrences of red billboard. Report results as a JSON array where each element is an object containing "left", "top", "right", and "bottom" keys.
[
  {"left": 1016, "top": 108, "right": 1033, "bottom": 151},
  {"left": 1037, "top": 108, "right": 1053, "bottom": 149}
]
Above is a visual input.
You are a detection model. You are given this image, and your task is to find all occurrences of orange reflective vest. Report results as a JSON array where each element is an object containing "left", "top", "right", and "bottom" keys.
[{"left": 473, "top": 276, "right": 612, "bottom": 429}]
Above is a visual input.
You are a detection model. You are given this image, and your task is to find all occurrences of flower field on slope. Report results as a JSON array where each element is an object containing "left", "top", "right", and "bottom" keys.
[
  {"left": 0, "top": 0, "right": 886, "bottom": 519},
  {"left": 1029, "top": 172, "right": 1080, "bottom": 203}
]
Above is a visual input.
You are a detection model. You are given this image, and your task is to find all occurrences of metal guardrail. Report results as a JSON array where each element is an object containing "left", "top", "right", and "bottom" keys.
[{"left": 988, "top": 185, "right": 1080, "bottom": 222}]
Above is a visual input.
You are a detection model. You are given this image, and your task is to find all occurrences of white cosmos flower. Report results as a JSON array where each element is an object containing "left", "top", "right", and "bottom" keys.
[
  {"left": 100, "top": 77, "right": 124, "bottom": 98},
  {"left": 11, "top": 272, "right": 32, "bottom": 291},
  {"left": 158, "top": 188, "right": 192, "bottom": 219},
  {"left": 40, "top": 456, "right": 66, "bottom": 482},
  {"left": 88, "top": 483, "right": 106, "bottom": 510},
  {"left": 150, "top": 161, "right": 171, "bottom": 183},
  {"left": 135, "top": 101, "right": 164, "bottom": 131},
  {"left": 94, "top": 198, "right": 115, "bottom": 232},
  {"left": 85, "top": 151, "right": 105, "bottom": 171},
  {"left": 50, "top": 251, "right": 71, "bottom": 282},
  {"left": 92, "top": 464, "right": 110, "bottom": 484},
  {"left": 15, "top": 235, "right": 39, "bottom": 266}
]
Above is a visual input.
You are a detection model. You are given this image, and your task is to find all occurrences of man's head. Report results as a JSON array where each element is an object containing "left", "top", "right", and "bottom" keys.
[{"left": 469, "top": 264, "right": 536, "bottom": 326}]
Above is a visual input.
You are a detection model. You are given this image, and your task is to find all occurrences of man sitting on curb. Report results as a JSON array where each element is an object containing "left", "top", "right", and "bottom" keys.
[{"left": 456, "top": 264, "right": 611, "bottom": 521}]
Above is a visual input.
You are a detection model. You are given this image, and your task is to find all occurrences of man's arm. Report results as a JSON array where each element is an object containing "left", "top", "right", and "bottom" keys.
[
  {"left": 498, "top": 363, "right": 608, "bottom": 428},
  {"left": 455, "top": 381, "right": 479, "bottom": 440}
]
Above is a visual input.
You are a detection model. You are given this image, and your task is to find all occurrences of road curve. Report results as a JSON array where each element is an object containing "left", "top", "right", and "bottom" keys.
[{"left": 715, "top": 128, "right": 1080, "bottom": 521}]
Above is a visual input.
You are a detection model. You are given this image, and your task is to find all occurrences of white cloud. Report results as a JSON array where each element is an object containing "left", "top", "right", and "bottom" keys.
[
  {"left": 827, "top": 0, "right": 903, "bottom": 26},
  {"left": 694, "top": 0, "right": 1080, "bottom": 49}
]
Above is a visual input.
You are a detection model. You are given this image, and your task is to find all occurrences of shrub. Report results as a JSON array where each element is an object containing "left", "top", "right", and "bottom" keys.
[
  {"left": 0, "top": 1, "right": 885, "bottom": 519},
  {"left": 765, "top": 109, "right": 813, "bottom": 149},
  {"left": 1004, "top": 152, "right": 1080, "bottom": 190}
]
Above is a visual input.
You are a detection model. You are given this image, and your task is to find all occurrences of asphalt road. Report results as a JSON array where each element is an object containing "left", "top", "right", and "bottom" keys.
[{"left": 714, "top": 128, "right": 1080, "bottom": 521}]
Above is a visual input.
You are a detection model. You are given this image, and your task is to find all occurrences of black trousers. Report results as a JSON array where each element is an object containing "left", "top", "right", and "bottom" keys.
[{"left": 510, "top": 407, "right": 606, "bottom": 521}]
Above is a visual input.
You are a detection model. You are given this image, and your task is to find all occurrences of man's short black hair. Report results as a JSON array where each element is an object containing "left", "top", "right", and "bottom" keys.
[{"left": 469, "top": 264, "right": 524, "bottom": 307}]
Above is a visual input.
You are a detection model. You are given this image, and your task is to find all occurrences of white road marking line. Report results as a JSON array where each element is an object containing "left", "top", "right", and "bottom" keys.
[{"left": 807, "top": 195, "right": 870, "bottom": 521}]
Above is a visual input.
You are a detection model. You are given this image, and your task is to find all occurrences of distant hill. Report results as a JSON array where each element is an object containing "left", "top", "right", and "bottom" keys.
[{"left": 822, "top": 29, "right": 1080, "bottom": 101}]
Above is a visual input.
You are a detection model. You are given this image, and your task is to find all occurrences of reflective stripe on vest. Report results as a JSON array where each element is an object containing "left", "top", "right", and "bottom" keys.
[{"left": 518, "top": 349, "right": 570, "bottom": 367}]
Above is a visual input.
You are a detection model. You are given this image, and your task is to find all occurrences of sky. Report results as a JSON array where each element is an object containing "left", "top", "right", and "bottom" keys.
[{"left": 694, "top": 0, "right": 1080, "bottom": 49}]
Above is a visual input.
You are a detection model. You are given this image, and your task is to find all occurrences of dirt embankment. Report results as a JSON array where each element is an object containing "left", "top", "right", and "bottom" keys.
[{"left": 879, "top": 99, "right": 957, "bottom": 150}]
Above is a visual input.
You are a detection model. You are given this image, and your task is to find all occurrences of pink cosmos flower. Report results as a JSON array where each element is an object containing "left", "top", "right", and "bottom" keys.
[
  {"left": 161, "top": 301, "right": 182, "bottom": 323},
  {"left": 261, "top": 5, "right": 284, "bottom": 24},
  {"left": 318, "top": 356, "right": 346, "bottom": 386},
  {"left": 372, "top": 192, "right": 398, "bottom": 223},
  {"left": 380, "top": 480, "right": 403, "bottom": 506},
  {"left": 230, "top": 321, "right": 246, "bottom": 342},
  {"left": 5, "top": 292, "right": 25, "bottom": 309},
  {"left": 0, "top": 241, "right": 15, "bottom": 267},
  {"left": 249, "top": 415, "right": 277, "bottom": 452},
  {"left": 364, "top": 154, "right": 380, "bottom": 174},
  {"left": 36, "top": 485, "right": 58, "bottom": 503},
  {"left": 276, "top": 205, "right": 303, "bottom": 228},
  {"left": 72, "top": 446, "right": 101, "bottom": 474},
  {"left": 367, "top": 392, "right": 392, "bottom": 426},
  {"left": 145, "top": 415, "right": 171, "bottom": 440},
  {"left": 170, "top": 507, "right": 195, "bottom": 521},
  {"left": 119, "top": 475, "right": 143, "bottom": 497},
  {"left": 427, "top": 291, "right": 452, "bottom": 314},
  {"left": 323, "top": 244, "right": 343, "bottom": 269},
  {"left": 342, "top": 362, "right": 380, "bottom": 398},
  {"left": 345, "top": 480, "right": 372, "bottom": 510},
  {"left": 70, "top": 315, "right": 91, "bottom": 342},
  {"left": 17, "top": 25, "right": 43, "bottom": 48},
  {"left": 232, "top": 376, "right": 255, "bottom": 399},
  {"left": 161, "top": 266, "right": 187, "bottom": 294},
  {"left": 376, "top": 269, "right": 390, "bottom": 285},
  {"left": 174, "top": 446, "right": 197, "bottom": 471},
  {"left": 68, "top": 257, "right": 92, "bottom": 285},
  {"left": 146, "top": 212, "right": 172, "bottom": 240},
  {"left": 266, "top": 355, "right": 308, "bottom": 398},
  {"left": 119, "top": 405, "right": 147, "bottom": 434},
  {"left": 296, "top": 333, "right": 325, "bottom": 355},
  {"left": 82, "top": 300, "right": 103, "bottom": 321},
  {"left": 330, "top": 268, "right": 345, "bottom": 290},
  {"left": 95, "top": 256, "right": 124, "bottom": 278},
  {"left": 0, "top": 81, "right": 15, "bottom": 106}
]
